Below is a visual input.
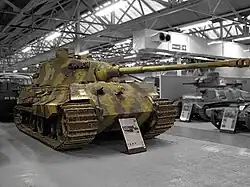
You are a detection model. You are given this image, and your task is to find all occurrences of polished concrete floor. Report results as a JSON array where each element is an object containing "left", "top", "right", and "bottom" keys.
[{"left": 1, "top": 121, "right": 250, "bottom": 187}]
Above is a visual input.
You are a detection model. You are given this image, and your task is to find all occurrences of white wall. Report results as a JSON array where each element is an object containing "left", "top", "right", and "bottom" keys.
[{"left": 215, "top": 67, "right": 250, "bottom": 78}]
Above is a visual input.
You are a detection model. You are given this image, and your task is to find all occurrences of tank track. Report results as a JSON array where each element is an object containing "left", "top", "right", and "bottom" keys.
[
  {"left": 143, "top": 99, "right": 177, "bottom": 139},
  {"left": 14, "top": 102, "right": 98, "bottom": 151}
]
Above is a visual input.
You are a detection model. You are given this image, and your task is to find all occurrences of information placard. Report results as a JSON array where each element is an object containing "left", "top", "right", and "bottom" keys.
[
  {"left": 180, "top": 102, "right": 193, "bottom": 122},
  {"left": 220, "top": 107, "right": 239, "bottom": 133},
  {"left": 119, "top": 118, "right": 147, "bottom": 154}
]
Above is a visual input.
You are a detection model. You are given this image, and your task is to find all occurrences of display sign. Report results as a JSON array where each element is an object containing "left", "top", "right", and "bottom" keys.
[
  {"left": 180, "top": 102, "right": 193, "bottom": 122},
  {"left": 119, "top": 118, "right": 147, "bottom": 154},
  {"left": 220, "top": 107, "right": 239, "bottom": 133},
  {"left": 172, "top": 44, "right": 187, "bottom": 51}
]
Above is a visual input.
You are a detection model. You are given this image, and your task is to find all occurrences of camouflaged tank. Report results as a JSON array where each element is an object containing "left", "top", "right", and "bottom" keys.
[{"left": 13, "top": 48, "right": 250, "bottom": 150}]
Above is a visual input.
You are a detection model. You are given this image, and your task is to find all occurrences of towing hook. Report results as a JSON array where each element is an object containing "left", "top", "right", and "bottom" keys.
[
  {"left": 95, "top": 106, "right": 104, "bottom": 121},
  {"left": 95, "top": 106, "right": 104, "bottom": 116},
  {"left": 96, "top": 87, "right": 104, "bottom": 95}
]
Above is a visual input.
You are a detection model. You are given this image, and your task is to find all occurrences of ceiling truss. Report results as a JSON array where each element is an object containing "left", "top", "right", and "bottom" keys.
[{"left": 0, "top": 0, "right": 250, "bottom": 72}]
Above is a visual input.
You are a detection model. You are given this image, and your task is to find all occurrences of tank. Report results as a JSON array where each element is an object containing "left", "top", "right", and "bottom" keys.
[
  {"left": 174, "top": 72, "right": 249, "bottom": 121},
  {"left": 0, "top": 73, "right": 32, "bottom": 120},
  {"left": 204, "top": 90, "right": 250, "bottom": 130},
  {"left": 13, "top": 48, "right": 250, "bottom": 150}
]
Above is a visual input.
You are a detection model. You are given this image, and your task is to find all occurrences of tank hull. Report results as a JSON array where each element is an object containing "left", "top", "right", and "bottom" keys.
[
  {"left": 14, "top": 82, "right": 177, "bottom": 150},
  {"left": 205, "top": 102, "right": 250, "bottom": 130},
  {"left": 177, "top": 87, "right": 250, "bottom": 122}
]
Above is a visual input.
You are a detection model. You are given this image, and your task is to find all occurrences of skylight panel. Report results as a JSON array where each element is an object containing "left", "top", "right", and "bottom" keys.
[
  {"left": 206, "top": 30, "right": 218, "bottom": 39},
  {"left": 143, "top": 0, "right": 164, "bottom": 11}
]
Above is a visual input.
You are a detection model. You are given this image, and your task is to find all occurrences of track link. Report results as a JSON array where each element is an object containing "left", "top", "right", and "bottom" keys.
[
  {"left": 144, "top": 99, "right": 177, "bottom": 139},
  {"left": 14, "top": 102, "right": 98, "bottom": 151}
]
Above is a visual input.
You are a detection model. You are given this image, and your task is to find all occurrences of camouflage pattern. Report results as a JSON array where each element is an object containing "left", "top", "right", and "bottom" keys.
[{"left": 13, "top": 48, "right": 250, "bottom": 150}]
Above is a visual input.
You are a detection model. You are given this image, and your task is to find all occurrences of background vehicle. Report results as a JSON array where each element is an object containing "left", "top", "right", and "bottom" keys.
[
  {"left": 0, "top": 73, "right": 32, "bottom": 120},
  {"left": 174, "top": 72, "right": 249, "bottom": 121}
]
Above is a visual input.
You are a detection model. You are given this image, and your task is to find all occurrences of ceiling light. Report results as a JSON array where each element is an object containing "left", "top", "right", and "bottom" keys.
[
  {"left": 22, "top": 46, "right": 31, "bottom": 53},
  {"left": 207, "top": 40, "right": 223, "bottom": 45},
  {"left": 180, "top": 20, "right": 212, "bottom": 30},
  {"left": 233, "top": 36, "right": 250, "bottom": 42},
  {"left": 156, "top": 52, "right": 173, "bottom": 56},
  {"left": 13, "top": 70, "right": 18, "bottom": 73},
  {"left": 124, "top": 54, "right": 137, "bottom": 59},
  {"left": 79, "top": 50, "right": 89, "bottom": 55},
  {"left": 115, "top": 39, "right": 131, "bottom": 46},
  {"left": 96, "top": 0, "right": 126, "bottom": 17},
  {"left": 22, "top": 67, "right": 28, "bottom": 71},
  {"left": 45, "top": 32, "right": 61, "bottom": 41},
  {"left": 192, "top": 56, "right": 214, "bottom": 61},
  {"left": 244, "top": 49, "right": 250, "bottom": 52},
  {"left": 159, "top": 58, "right": 173, "bottom": 62},
  {"left": 36, "top": 64, "right": 40, "bottom": 68}
]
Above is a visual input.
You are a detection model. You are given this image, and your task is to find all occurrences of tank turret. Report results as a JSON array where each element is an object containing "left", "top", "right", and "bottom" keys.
[
  {"left": 14, "top": 48, "right": 250, "bottom": 151},
  {"left": 182, "top": 71, "right": 246, "bottom": 89},
  {"left": 182, "top": 72, "right": 227, "bottom": 88},
  {"left": 34, "top": 48, "right": 250, "bottom": 87}
]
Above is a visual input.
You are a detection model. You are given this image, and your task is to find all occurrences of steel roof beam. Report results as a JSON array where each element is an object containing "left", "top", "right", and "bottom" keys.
[
  {"left": 0, "top": 10, "right": 105, "bottom": 26},
  {"left": 4, "top": 0, "right": 202, "bottom": 70},
  {"left": 0, "top": 0, "right": 47, "bottom": 36},
  {"left": 3, "top": 0, "right": 20, "bottom": 11}
]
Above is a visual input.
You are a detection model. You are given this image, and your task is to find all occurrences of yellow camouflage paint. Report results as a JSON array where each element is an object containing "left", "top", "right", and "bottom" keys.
[{"left": 69, "top": 82, "right": 153, "bottom": 132}]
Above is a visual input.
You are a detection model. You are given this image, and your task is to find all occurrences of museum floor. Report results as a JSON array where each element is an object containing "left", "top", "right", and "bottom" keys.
[{"left": 1, "top": 121, "right": 250, "bottom": 187}]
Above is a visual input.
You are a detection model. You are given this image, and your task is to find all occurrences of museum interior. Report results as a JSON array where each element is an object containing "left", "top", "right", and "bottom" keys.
[{"left": 1, "top": 0, "right": 250, "bottom": 186}]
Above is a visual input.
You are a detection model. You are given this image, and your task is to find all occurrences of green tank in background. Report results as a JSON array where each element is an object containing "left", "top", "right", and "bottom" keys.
[
  {"left": 13, "top": 48, "right": 250, "bottom": 151},
  {"left": 174, "top": 72, "right": 250, "bottom": 122},
  {"left": 0, "top": 73, "right": 32, "bottom": 121}
]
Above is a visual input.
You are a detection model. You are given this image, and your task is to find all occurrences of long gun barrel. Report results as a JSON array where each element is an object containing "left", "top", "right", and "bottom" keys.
[
  {"left": 95, "top": 59, "right": 250, "bottom": 81},
  {"left": 118, "top": 59, "right": 250, "bottom": 74}
]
